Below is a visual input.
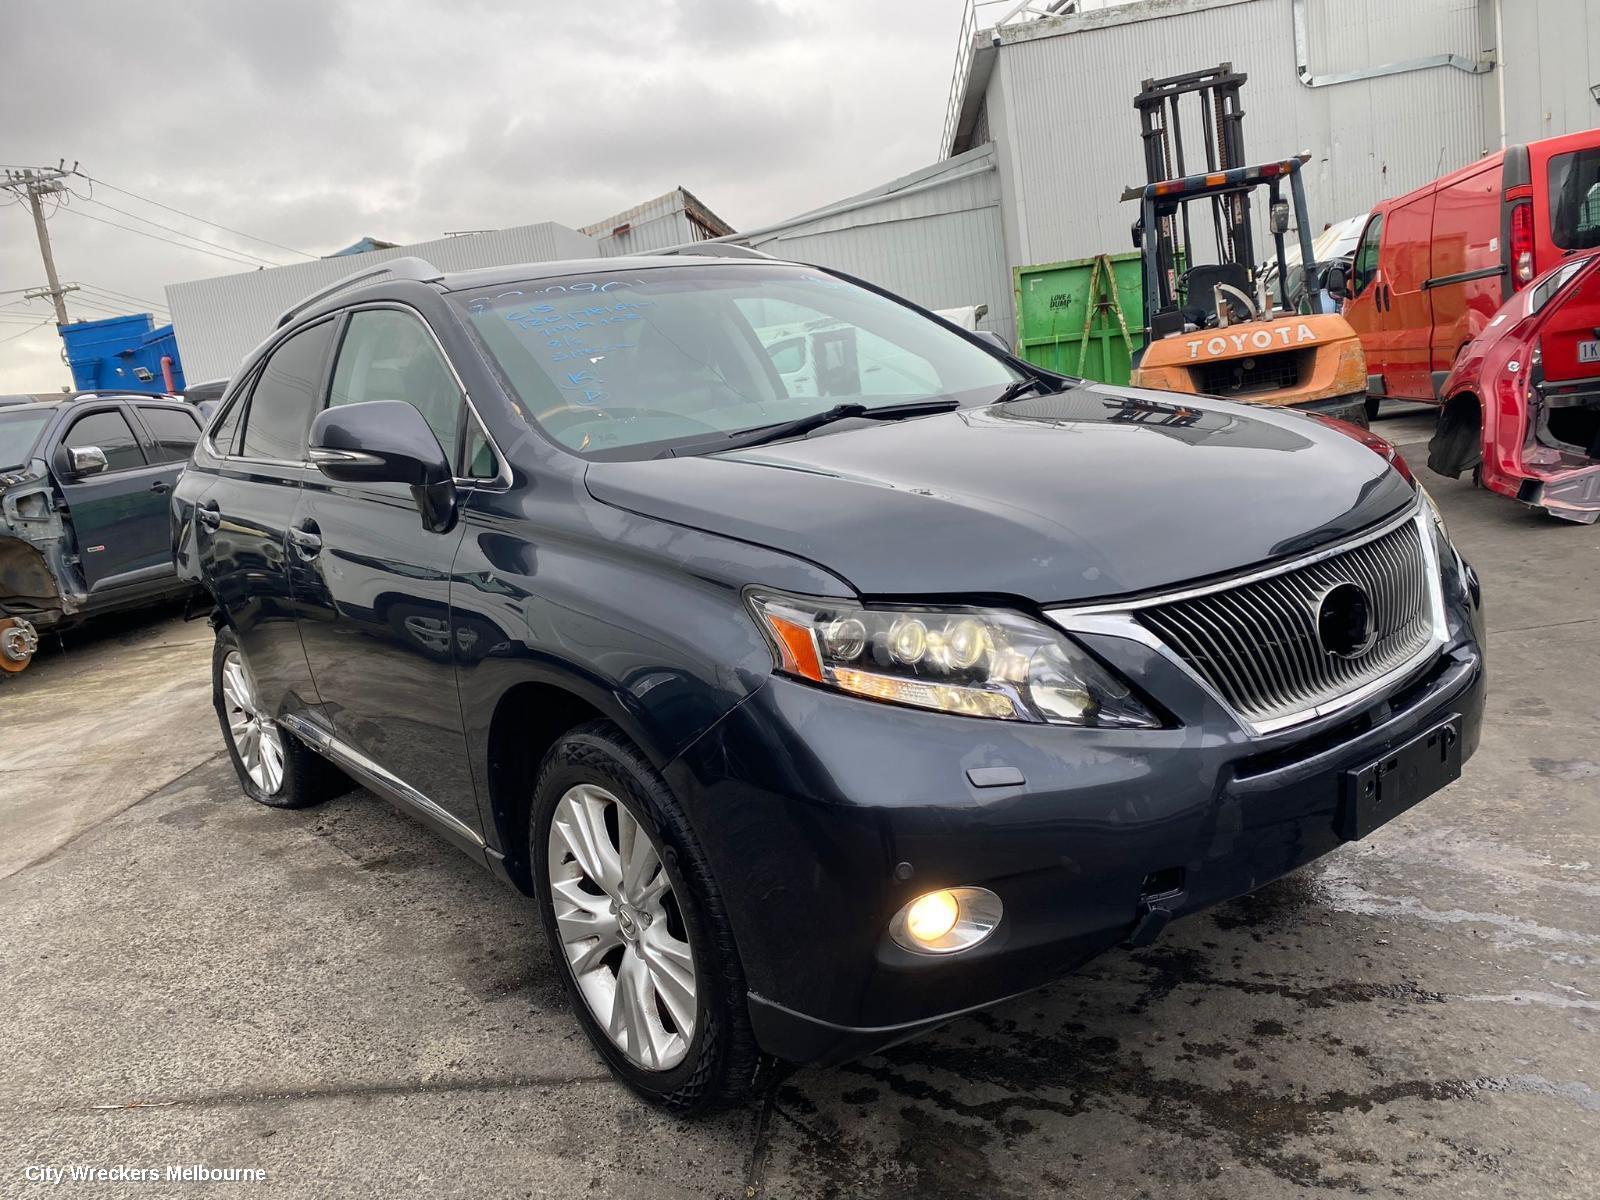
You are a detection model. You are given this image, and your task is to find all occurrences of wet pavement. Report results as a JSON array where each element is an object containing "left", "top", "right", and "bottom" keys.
[{"left": 1, "top": 411, "right": 1595, "bottom": 1197}]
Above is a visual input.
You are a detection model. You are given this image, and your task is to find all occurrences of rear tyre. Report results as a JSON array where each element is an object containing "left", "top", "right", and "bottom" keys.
[
  {"left": 531, "top": 720, "right": 770, "bottom": 1113},
  {"left": 212, "top": 626, "right": 345, "bottom": 809}
]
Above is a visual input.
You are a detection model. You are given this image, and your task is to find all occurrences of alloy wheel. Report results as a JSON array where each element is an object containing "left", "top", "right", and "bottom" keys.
[
  {"left": 547, "top": 783, "right": 698, "bottom": 1071},
  {"left": 221, "top": 650, "right": 285, "bottom": 795}
]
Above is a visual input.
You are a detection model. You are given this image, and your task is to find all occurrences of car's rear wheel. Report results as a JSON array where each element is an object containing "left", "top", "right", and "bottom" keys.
[
  {"left": 531, "top": 720, "right": 769, "bottom": 1112},
  {"left": 212, "top": 626, "right": 344, "bottom": 809}
]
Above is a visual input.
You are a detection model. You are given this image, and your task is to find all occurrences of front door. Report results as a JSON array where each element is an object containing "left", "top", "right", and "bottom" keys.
[
  {"left": 53, "top": 405, "right": 171, "bottom": 591},
  {"left": 1381, "top": 192, "right": 1439, "bottom": 400},
  {"left": 1342, "top": 212, "right": 1388, "bottom": 391},
  {"left": 290, "top": 305, "right": 482, "bottom": 840},
  {"left": 200, "top": 318, "right": 338, "bottom": 721}
]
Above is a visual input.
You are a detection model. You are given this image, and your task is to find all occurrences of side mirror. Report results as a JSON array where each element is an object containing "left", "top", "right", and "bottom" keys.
[
  {"left": 1270, "top": 200, "right": 1291, "bottom": 234},
  {"left": 61, "top": 445, "right": 109, "bottom": 478},
  {"left": 309, "top": 400, "right": 452, "bottom": 486},
  {"left": 1321, "top": 264, "right": 1347, "bottom": 296},
  {"left": 768, "top": 336, "right": 807, "bottom": 375},
  {"left": 1131, "top": 220, "right": 1144, "bottom": 250},
  {"left": 309, "top": 400, "right": 457, "bottom": 531}
]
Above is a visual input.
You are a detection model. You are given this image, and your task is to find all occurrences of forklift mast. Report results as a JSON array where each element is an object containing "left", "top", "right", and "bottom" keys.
[{"left": 1134, "top": 64, "right": 1254, "bottom": 311}]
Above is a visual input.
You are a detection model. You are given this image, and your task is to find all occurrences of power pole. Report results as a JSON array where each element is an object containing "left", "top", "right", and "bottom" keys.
[{"left": 2, "top": 162, "right": 79, "bottom": 327}]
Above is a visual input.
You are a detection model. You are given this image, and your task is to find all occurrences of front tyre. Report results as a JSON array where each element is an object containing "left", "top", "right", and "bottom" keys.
[
  {"left": 212, "top": 626, "right": 344, "bottom": 809},
  {"left": 531, "top": 720, "right": 769, "bottom": 1113}
]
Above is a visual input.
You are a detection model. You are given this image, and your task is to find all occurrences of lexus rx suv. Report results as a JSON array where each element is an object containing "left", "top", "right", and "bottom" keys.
[{"left": 172, "top": 253, "right": 1486, "bottom": 1112}]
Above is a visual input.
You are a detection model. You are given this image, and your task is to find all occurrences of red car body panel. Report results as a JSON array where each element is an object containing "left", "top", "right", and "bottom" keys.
[{"left": 1435, "top": 251, "right": 1600, "bottom": 523}]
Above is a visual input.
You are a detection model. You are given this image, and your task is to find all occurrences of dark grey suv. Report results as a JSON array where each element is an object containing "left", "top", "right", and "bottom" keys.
[{"left": 172, "top": 253, "right": 1486, "bottom": 1112}]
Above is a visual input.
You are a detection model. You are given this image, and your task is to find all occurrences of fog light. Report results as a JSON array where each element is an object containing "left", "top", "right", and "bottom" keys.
[
  {"left": 906, "top": 890, "right": 960, "bottom": 942},
  {"left": 889, "top": 886, "right": 1003, "bottom": 955}
]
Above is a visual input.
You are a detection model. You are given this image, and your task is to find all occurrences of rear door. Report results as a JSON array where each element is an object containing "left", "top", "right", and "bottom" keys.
[
  {"left": 52, "top": 404, "right": 172, "bottom": 590},
  {"left": 1427, "top": 162, "right": 1504, "bottom": 389},
  {"left": 201, "top": 319, "right": 338, "bottom": 722},
  {"left": 1535, "top": 137, "right": 1600, "bottom": 274}
]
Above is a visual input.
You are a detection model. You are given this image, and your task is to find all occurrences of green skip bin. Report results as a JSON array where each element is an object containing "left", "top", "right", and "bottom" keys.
[{"left": 1014, "top": 251, "right": 1145, "bottom": 386}]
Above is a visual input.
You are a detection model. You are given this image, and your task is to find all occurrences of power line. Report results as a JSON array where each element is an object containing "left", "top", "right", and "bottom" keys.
[
  {"left": 79, "top": 281, "right": 169, "bottom": 311},
  {"left": 70, "top": 190, "right": 283, "bottom": 267},
  {"left": 55, "top": 205, "right": 269, "bottom": 269},
  {"left": 73, "top": 171, "right": 317, "bottom": 260},
  {"left": 0, "top": 319, "right": 53, "bottom": 345}
]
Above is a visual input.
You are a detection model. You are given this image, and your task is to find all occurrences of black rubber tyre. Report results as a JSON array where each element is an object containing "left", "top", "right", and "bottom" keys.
[
  {"left": 212, "top": 626, "right": 345, "bottom": 809},
  {"left": 530, "top": 720, "right": 770, "bottom": 1113},
  {"left": 1365, "top": 395, "right": 1382, "bottom": 423}
]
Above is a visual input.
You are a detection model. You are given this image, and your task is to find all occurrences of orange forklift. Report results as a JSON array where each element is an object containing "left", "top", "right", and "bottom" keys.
[{"left": 1124, "top": 64, "right": 1369, "bottom": 426}]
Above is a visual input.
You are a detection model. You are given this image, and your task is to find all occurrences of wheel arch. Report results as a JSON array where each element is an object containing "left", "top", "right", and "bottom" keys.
[{"left": 1427, "top": 389, "right": 1484, "bottom": 479}]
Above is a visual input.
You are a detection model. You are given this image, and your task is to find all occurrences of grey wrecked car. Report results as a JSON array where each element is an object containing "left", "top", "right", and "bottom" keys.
[{"left": 0, "top": 393, "right": 202, "bottom": 672}]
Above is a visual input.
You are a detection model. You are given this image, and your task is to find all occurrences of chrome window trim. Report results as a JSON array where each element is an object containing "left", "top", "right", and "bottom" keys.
[
  {"left": 205, "top": 301, "right": 512, "bottom": 490},
  {"left": 279, "top": 713, "right": 486, "bottom": 850},
  {"left": 1048, "top": 500, "right": 1449, "bottom": 737}
]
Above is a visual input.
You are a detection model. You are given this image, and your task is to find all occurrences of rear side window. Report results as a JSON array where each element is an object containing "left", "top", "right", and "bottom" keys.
[
  {"left": 240, "top": 320, "right": 336, "bottom": 461},
  {"left": 1352, "top": 214, "right": 1383, "bottom": 295},
  {"left": 328, "top": 309, "right": 462, "bottom": 457},
  {"left": 137, "top": 406, "right": 202, "bottom": 463},
  {"left": 63, "top": 410, "right": 145, "bottom": 472},
  {"left": 1549, "top": 149, "right": 1600, "bottom": 251}
]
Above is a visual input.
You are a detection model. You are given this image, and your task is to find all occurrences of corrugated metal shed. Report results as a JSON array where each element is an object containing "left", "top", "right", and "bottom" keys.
[
  {"left": 973, "top": 0, "right": 1497, "bottom": 270},
  {"left": 581, "top": 187, "right": 734, "bottom": 256},
  {"left": 722, "top": 144, "right": 1017, "bottom": 345},
  {"left": 1499, "top": 0, "right": 1600, "bottom": 145},
  {"left": 165, "top": 221, "right": 597, "bottom": 381}
]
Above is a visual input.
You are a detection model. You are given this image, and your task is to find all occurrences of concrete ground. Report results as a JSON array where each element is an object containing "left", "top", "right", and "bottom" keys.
[{"left": 1, "top": 410, "right": 1595, "bottom": 1198}]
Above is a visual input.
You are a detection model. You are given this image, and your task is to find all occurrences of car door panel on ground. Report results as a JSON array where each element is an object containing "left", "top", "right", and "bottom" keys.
[
  {"left": 54, "top": 405, "right": 178, "bottom": 591},
  {"left": 199, "top": 320, "right": 337, "bottom": 722},
  {"left": 290, "top": 305, "right": 483, "bottom": 838}
]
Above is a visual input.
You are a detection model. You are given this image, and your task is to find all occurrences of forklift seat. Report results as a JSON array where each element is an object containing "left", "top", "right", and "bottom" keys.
[{"left": 1182, "top": 263, "right": 1252, "bottom": 327}]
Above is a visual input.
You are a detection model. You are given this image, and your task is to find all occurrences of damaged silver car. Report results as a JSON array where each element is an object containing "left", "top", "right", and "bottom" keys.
[{"left": 0, "top": 393, "right": 202, "bottom": 673}]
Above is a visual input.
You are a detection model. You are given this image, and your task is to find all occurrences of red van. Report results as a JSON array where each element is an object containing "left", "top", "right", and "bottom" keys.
[{"left": 1345, "top": 129, "right": 1600, "bottom": 418}]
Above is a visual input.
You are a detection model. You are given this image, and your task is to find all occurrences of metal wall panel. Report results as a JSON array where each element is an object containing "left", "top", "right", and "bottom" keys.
[
  {"left": 742, "top": 145, "right": 1018, "bottom": 345},
  {"left": 984, "top": 0, "right": 1495, "bottom": 271},
  {"left": 165, "top": 221, "right": 597, "bottom": 382},
  {"left": 1500, "top": 0, "right": 1600, "bottom": 146}
]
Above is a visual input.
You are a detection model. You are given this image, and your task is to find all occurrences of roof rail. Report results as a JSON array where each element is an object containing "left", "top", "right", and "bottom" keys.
[
  {"left": 276, "top": 256, "right": 444, "bottom": 328},
  {"left": 654, "top": 242, "right": 776, "bottom": 261}
]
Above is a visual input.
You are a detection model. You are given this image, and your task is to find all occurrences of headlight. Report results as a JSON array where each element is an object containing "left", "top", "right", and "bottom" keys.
[{"left": 747, "top": 592, "right": 1160, "bottom": 727}]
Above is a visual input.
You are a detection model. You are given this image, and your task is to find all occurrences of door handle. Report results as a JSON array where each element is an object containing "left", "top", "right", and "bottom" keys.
[
  {"left": 197, "top": 502, "right": 221, "bottom": 530},
  {"left": 150, "top": 479, "right": 170, "bottom": 495},
  {"left": 288, "top": 524, "right": 322, "bottom": 556}
]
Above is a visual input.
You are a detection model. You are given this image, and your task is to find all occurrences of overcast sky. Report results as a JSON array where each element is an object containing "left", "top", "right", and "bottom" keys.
[{"left": 1, "top": 0, "right": 967, "bottom": 392}]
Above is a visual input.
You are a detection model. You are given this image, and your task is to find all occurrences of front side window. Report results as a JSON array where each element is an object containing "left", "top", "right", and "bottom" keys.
[
  {"left": 329, "top": 309, "right": 462, "bottom": 458},
  {"left": 137, "top": 406, "right": 202, "bottom": 464},
  {"left": 1352, "top": 214, "right": 1383, "bottom": 295},
  {"left": 452, "top": 264, "right": 1017, "bottom": 460},
  {"left": 0, "top": 410, "right": 51, "bottom": 470},
  {"left": 240, "top": 320, "right": 336, "bottom": 461},
  {"left": 64, "top": 410, "right": 145, "bottom": 472},
  {"left": 1549, "top": 148, "right": 1600, "bottom": 251}
]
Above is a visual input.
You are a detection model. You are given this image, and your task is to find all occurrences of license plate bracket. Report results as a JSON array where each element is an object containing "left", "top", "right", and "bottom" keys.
[{"left": 1339, "top": 716, "right": 1462, "bottom": 841}]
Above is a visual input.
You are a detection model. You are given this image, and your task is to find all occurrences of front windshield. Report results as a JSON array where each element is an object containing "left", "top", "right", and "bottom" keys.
[
  {"left": 452, "top": 263, "right": 1019, "bottom": 459},
  {"left": 0, "top": 410, "right": 50, "bottom": 471}
]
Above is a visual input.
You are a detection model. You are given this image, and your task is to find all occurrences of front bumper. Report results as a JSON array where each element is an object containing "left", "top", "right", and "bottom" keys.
[{"left": 664, "top": 546, "right": 1486, "bottom": 1066}]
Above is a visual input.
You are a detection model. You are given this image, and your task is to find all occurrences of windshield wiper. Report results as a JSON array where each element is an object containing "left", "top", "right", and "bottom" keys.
[
  {"left": 661, "top": 399, "right": 960, "bottom": 457},
  {"left": 992, "top": 375, "right": 1053, "bottom": 404}
]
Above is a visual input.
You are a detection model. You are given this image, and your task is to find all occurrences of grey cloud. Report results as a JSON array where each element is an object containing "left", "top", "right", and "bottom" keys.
[{"left": 0, "top": 0, "right": 966, "bottom": 391}]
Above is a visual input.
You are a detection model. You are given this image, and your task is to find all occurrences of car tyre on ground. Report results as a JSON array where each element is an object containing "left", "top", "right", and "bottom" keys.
[
  {"left": 531, "top": 720, "right": 770, "bottom": 1113},
  {"left": 212, "top": 626, "right": 345, "bottom": 809}
]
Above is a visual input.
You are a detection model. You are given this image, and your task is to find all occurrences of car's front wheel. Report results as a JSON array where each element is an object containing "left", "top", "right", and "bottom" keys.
[
  {"left": 531, "top": 721, "right": 769, "bottom": 1112},
  {"left": 212, "top": 626, "right": 344, "bottom": 809}
]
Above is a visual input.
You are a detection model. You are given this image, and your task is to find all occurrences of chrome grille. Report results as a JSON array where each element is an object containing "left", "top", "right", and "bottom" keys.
[{"left": 1134, "top": 514, "right": 1437, "bottom": 731}]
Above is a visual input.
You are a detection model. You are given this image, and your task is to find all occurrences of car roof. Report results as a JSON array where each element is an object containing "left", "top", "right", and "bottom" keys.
[{"left": 437, "top": 254, "right": 790, "bottom": 294}]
